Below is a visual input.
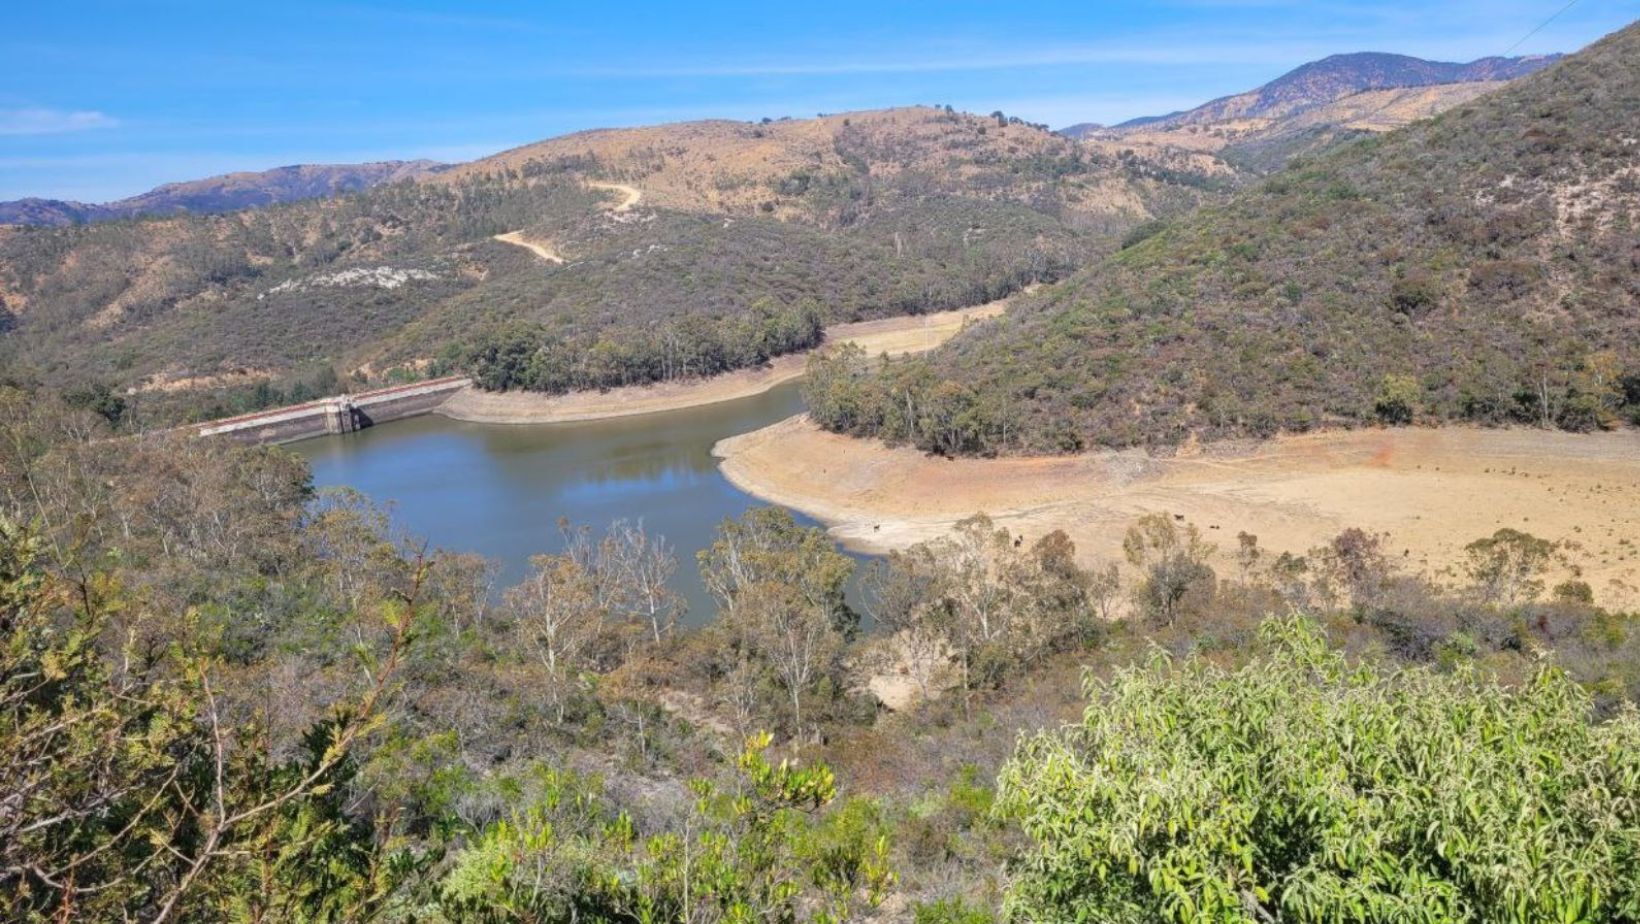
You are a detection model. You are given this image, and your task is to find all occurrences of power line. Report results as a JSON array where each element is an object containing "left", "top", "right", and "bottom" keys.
[{"left": 1502, "top": 0, "right": 1581, "bottom": 55}]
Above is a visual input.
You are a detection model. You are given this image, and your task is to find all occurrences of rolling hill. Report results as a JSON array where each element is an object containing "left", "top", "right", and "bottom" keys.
[
  {"left": 0, "top": 160, "right": 446, "bottom": 227},
  {"left": 808, "top": 25, "right": 1640, "bottom": 455},
  {"left": 0, "top": 107, "right": 1231, "bottom": 422},
  {"left": 446, "top": 107, "right": 1232, "bottom": 226}
]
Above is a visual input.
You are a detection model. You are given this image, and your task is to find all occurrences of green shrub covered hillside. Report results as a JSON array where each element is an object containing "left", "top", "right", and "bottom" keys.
[{"left": 807, "top": 24, "right": 1640, "bottom": 455}]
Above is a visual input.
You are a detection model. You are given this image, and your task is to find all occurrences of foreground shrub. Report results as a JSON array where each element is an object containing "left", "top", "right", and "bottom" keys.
[
  {"left": 997, "top": 617, "right": 1640, "bottom": 923},
  {"left": 439, "top": 733, "right": 894, "bottom": 922}
]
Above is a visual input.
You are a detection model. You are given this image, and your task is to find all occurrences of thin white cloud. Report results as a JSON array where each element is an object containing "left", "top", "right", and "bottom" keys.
[
  {"left": 551, "top": 23, "right": 1572, "bottom": 81},
  {"left": 561, "top": 42, "right": 1328, "bottom": 79},
  {"left": 0, "top": 108, "right": 118, "bottom": 136}
]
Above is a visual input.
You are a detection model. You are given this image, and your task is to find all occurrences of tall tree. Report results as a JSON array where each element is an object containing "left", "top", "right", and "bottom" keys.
[
  {"left": 699, "top": 508, "right": 856, "bottom": 732},
  {"left": 505, "top": 549, "right": 607, "bottom": 721},
  {"left": 604, "top": 519, "right": 684, "bottom": 644}
]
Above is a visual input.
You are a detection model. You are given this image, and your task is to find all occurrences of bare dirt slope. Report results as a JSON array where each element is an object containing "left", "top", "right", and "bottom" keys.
[
  {"left": 715, "top": 419, "right": 1640, "bottom": 607},
  {"left": 437, "top": 297, "right": 1009, "bottom": 424}
]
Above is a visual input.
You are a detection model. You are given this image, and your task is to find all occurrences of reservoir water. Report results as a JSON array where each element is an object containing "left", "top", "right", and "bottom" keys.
[{"left": 294, "top": 382, "right": 864, "bottom": 621}]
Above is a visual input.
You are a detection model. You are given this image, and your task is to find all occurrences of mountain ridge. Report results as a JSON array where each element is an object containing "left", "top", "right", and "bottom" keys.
[
  {"left": 1109, "top": 51, "right": 1562, "bottom": 131},
  {"left": 0, "top": 160, "right": 447, "bottom": 227},
  {"left": 1058, "top": 51, "right": 1561, "bottom": 173}
]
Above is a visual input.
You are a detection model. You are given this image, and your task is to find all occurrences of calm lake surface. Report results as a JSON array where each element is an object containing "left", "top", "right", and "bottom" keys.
[{"left": 294, "top": 382, "right": 866, "bottom": 621}]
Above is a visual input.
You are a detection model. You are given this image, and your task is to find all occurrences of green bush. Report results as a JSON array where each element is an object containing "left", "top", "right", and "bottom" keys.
[
  {"left": 438, "top": 733, "right": 894, "bottom": 923},
  {"left": 913, "top": 896, "right": 997, "bottom": 924},
  {"left": 997, "top": 617, "right": 1640, "bottom": 923},
  {"left": 1374, "top": 373, "right": 1421, "bottom": 424}
]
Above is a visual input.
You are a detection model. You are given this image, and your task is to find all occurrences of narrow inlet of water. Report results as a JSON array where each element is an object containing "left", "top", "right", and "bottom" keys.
[{"left": 293, "top": 381, "right": 871, "bottom": 622}]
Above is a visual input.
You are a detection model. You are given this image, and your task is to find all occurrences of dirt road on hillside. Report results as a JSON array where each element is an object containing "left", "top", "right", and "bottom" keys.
[
  {"left": 491, "top": 180, "right": 642, "bottom": 262},
  {"left": 588, "top": 181, "right": 642, "bottom": 212},
  {"left": 491, "top": 230, "right": 564, "bottom": 263}
]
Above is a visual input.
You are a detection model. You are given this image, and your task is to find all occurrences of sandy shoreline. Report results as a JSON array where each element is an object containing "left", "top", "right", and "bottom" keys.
[
  {"left": 715, "top": 416, "right": 1640, "bottom": 607},
  {"left": 435, "top": 298, "right": 1008, "bottom": 424}
]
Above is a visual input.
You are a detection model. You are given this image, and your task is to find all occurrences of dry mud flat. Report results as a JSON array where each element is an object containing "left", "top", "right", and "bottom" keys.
[
  {"left": 715, "top": 418, "right": 1640, "bottom": 608},
  {"left": 437, "top": 299, "right": 1007, "bottom": 424}
]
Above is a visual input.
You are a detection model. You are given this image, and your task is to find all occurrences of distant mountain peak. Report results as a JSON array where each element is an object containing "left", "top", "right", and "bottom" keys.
[
  {"left": 1086, "top": 50, "right": 1563, "bottom": 133},
  {"left": 1246, "top": 50, "right": 1563, "bottom": 113}
]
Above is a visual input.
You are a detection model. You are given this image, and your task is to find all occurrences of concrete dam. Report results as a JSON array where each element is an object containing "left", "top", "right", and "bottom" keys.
[{"left": 195, "top": 377, "right": 472, "bottom": 444}]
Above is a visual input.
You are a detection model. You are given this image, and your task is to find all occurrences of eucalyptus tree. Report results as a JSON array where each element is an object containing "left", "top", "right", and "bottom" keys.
[{"left": 699, "top": 507, "right": 856, "bottom": 733}]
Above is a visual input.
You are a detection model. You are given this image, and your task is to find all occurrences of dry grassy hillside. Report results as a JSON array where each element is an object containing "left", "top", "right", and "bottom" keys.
[
  {"left": 1096, "top": 81, "right": 1516, "bottom": 173},
  {"left": 444, "top": 106, "right": 1229, "bottom": 225},
  {"left": 1105, "top": 82, "right": 1503, "bottom": 153}
]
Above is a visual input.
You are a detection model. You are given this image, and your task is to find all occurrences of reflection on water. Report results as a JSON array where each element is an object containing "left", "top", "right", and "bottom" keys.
[{"left": 294, "top": 382, "right": 866, "bottom": 622}]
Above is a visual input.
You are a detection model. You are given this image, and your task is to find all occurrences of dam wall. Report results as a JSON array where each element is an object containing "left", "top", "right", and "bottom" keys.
[{"left": 196, "top": 377, "right": 471, "bottom": 444}]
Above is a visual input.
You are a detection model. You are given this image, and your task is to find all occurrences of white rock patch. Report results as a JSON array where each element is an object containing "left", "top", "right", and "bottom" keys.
[{"left": 260, "top": 266, "right": 440, "bottom": 299}]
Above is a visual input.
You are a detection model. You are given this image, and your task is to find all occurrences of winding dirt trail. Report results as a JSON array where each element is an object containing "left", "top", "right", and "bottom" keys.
[
  {"left": 588, "top": 180, "right": 642, "bottom": 212},
  {"left": 491, "top": 179, "right": 643, "bottom": 262},
  {"left": 491, "top": 230, "right": 563, "bottom": 263}
]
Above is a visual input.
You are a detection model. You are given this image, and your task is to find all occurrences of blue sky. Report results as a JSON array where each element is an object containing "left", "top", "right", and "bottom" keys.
[{"left": 3, "top": 0, "right": 1632, "bottom": 202}]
